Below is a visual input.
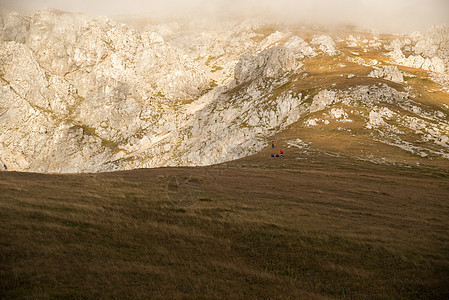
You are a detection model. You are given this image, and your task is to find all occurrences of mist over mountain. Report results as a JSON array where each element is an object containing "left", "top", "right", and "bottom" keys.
[
  {"left": 0, "top": 4, "right": 448, "bottom": 173},
  {"left": 1, "top": 5, "right": 449, "bottom": 298},
  {"left": 2, "top": 0, "right": 449, "bottom": 33}
]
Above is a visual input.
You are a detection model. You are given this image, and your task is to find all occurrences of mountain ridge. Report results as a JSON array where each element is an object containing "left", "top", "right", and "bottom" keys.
[{"left": 0, "top": 9, "right": 448, "bottom": 173}]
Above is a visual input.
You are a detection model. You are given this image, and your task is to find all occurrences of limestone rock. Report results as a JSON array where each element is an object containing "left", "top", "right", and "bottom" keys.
[
  {"left": 369, "top": 65, "right": 404, "bottom": 83},
  {"left": 366, "top": 108, "right": 389, "bottom": 129},
  {"left": 413, "top": 26, "right": 449, "bottom": 59},
  {"left": 388, "top": 25, "right": 449, "bottom": 75},
  {"left": 1, "top": 9, "right": 448, "bottom": 172},
  {"left": 310, "top": 90, "right": 338, "bottom": 112},
  {"left": 0, "top": 10, "right": 30, "bottom": 43},
  {"left": 283, "top": 36, "right": 316, "bottom": 58},
  {"left": 259, "top": 31, "right": 288, "bottom": 50},
  {"left": 310, "top": 35, "right": 338, "bottom": 56},
  {"left": 234, "top": 46, "right": 298, "bottom": 84}
]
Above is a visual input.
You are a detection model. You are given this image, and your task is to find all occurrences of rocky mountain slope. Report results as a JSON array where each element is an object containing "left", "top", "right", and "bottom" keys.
[{"left": 0, "top": 9, "right": 448, "bottom": 172}]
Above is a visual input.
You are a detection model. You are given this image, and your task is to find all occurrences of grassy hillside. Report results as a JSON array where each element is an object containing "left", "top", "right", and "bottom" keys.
[
  {"left": 1, "top": 21, "right": 448, "bottom": 298},
  {"left": 1, "top": 148, "right": 448, "bottom": 298}
]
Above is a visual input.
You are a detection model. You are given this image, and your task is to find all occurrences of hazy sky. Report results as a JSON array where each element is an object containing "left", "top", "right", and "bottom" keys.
[{"left": 1, "top": 0, "right": 448, "bottom": 33}]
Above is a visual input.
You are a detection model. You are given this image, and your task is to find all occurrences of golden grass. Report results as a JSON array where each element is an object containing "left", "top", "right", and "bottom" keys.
[
  {"left": 1, "top": 153, "right": 448, "bottom": 298},
  {"left": 1, "top": 26, "right": 448, "bottom": 299}
]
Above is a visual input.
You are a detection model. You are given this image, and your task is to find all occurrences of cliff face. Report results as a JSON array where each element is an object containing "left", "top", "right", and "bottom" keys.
[
  {"left": 0, "top": 9, "right": 448, "bottom": 173},
  {"left": 0, "top": 9, "right": 211, "bottom": 172}
]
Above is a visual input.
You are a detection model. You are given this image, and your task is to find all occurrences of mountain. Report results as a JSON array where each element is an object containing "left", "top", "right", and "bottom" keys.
[
  {"left": 1, "top": 9, "right": 449, "bottom": 299},
  {"left": 1, "top": 9, "right": 448, "bottom": 173}
]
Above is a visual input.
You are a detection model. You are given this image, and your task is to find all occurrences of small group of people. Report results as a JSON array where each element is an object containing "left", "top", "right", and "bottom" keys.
[
  {"left": 271, "top": 150, "right": 284, "bottom": 158},
  {"left": 270, "top": 141, "right": 284, "bottom": 157}
]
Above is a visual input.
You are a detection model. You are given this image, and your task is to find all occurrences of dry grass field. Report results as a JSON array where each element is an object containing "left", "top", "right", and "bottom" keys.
[
  {"left": 1, "top": 23, "right": 448, "bottom": 299},
  {"left": 1, "top": 145, "right": 448, "bottom": 298}
]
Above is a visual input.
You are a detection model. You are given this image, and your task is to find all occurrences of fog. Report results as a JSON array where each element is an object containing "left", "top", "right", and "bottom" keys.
[{"left": 1, "top": 0, "right": 449, "bottom": 33}]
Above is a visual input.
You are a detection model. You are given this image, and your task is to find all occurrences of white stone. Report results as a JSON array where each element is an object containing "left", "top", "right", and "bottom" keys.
[
  {"left": 310, "top": 34, "right": 338, "bottom": 56},
  {"left": 369, "top": 65, "right": 404, "bottom": 83}
]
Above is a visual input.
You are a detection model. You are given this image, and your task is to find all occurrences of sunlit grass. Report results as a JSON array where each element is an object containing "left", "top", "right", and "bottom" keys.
[{"left": 1, "top": 158, "right": 448, "bottom": 298}]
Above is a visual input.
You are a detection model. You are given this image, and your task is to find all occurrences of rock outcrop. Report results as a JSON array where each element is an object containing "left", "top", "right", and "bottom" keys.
[
  {"left": 284, "top": 36, "right": 316, "bottom": 58},
  {"left": 234, "top": 46, "right": 299, "bottom": 84},
  {"left": 0, "top": 9, "right": 212, "bottom": 172},
  {"left": 310, "top": 34, "right": 338, "bottom": 56},
  {"left": 109, "top": 47, "right": 307, "bottom": 170},
  {"left": 387, "top": 26, "right": 449, "bottom": 75},
  {"left": 310, "top": 90, "right": 338, "bottom": 112},
  {"left": 0, "top": 9, "right": 448, "bottom": 172},
  {"left": 368, "top": 65, "right": 404, "bottom": 83},
  {"left": 304, "top": 85, "right": 449, "bottom": 159},
  {"left": 0, "top": 10, "right": 310, "bottom": 172}
]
